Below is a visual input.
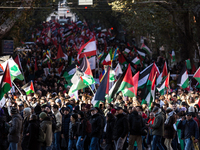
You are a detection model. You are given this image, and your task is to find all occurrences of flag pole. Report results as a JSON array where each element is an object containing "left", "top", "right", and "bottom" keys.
[
  {"left": 12, "top": 82, "right": 23, "bottom": 96},
  {"left": 88, "top": 85, "right": 95, "bottom": 96}
]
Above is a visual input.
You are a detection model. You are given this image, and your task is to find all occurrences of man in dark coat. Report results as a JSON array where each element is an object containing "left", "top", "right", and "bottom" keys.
[
  {"left": 113, "top": 107, "right": 128, "bottom": 150},
  {"left": 8, "top": 107, "right": 23, "bottom": 150},
  {"left": 89, "top": 108, "right": 102, "bottom": 150}
]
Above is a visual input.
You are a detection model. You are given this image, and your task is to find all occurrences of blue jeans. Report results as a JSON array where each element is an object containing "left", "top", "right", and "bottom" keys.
[
  {"left": 54, "top": 132, "right": 61, "bottom": 150},
  {"left": 9, "top": 142, "right": 18, "bottom": 150},
  {"left": 76, "top": 136, "right": 85, "bottom": 150},
  {"left": 68, "top": 139, "right": 76, "bottom": 150},
  {"left": 151, "top": 135, "right": 165, "bottom": 150},
  {"left": 185, "top": 138, "right": 194, "bottom": 150},
  {"left": 89, "top": 137, "right": 100, "bottom": 150}
]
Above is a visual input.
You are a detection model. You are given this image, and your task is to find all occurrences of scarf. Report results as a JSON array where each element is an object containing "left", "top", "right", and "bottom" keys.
[{"left": 165, "top": 111, "right": 174, "bottom": 124}]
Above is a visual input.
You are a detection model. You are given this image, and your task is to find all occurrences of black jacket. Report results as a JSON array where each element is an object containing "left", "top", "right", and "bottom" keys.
[
  {"left": 69, "top": 122, "right": 78, "bottom": 140},
  {"left": 113, "top": 113, "right": 128, "bottom": 140},
  {"left": 177, "top": 118, "right": 199, "bottom": 139},
  {"left": 90, "top": 113, "right": 102, "bottom": 138},
  {"left": 77, "top": 117, "right": 86, "bottom": 138},
  {"left": 129, "top": 111, "right": 145, "bottom": 135},
  {"left": 105, "top": 118, "right": 115, "bottom": 144},
  {"left": 61, "top": 114, "right": 70, "bottom": 135},
  {"left": 27, "top": 120, "right": 40, "bottom": 150}
]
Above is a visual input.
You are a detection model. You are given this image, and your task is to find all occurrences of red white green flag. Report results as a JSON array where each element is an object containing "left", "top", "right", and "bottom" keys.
[
  {"left": 157, "top": 73, "right": 170, "bottom": 95},
  {"left": 21, "top": 81, "right": 34, "bottom": 95},
  {"left": 193, "top": 67, "right": 200, "bottom": 84},
  {"left": 156, "top": 61, "right": 168, "bottom": 85},
  {"left": 141, "top": 43, "right": 152, "bottom": 54},
  {"left": 0, "top": 63, "right": 12, "bottom": 100}
]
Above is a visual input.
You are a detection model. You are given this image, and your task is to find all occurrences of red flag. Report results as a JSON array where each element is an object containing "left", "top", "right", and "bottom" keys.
[
  {"left": 192, "top": 64, "right": 196, "bottom": 74},
  {"left": 58, "top": 64, "right": 64, "bottom": 74},
  {"left": 57, "top": 45, "right": 65, "bottom": 59}
]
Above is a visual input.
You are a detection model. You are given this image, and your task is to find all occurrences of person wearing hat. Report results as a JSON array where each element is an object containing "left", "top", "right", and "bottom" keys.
[
  {"left": 146, "top": 107, "right": 165, "bottom": 150},
  {"left": 89, "top": 107, "right": 102, "bottom": 150},
  {"left": 68, "top": 114, "right": 78, "bottom": 150},
  {"left": 76, "top": 111, "right": 87, "bottom": 150},
  {"left": 112, "top": 107, "right": 129, "bottom": 150},
  {"left": 61, "top": 107, "right": 71, "bottom": 149},
  {"left": 39, "top": 112, "right": 53, "bottom": 149},
  {"left": 177, "top": 112, "right": 199, "bottom": 149},
  {"left": 8, "top": 107, "right": 23, "bottom": 150}
]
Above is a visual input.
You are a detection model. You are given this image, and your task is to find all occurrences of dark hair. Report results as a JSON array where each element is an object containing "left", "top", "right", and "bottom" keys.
[
  {"left": 31, "top": 114, "right": 37, "bottom": 120},
  {"left": 53, "top": 104, "right": 59, "bottom": 110},
  {"left": 106, "top": 113, "right": 114, "bottom": 122}
]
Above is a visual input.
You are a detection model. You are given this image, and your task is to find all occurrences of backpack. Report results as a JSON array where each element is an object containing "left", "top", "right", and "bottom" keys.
[
  {"left": 86, "top": 120, "right": 92, "bottom": 134},
  {"left": 38, "top": 127, "right": 46, "bottom": 142}
]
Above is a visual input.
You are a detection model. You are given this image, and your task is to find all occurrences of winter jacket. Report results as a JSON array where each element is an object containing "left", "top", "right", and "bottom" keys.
[
  {"left": 105, "top": 118, "right": 115, "bottom": 144},
  {"left": 27, "top": 120, "right": 40, "bottom": 150},
  {"left": 77, "top": 117, "right": 86, "bottom": 138},
  {"left": 0, "top": 116, "right": 9, "bottom": 150},
  {"left": 177, "top": 118, "right": 199, "bottom": 139},
  {"left": 149, "top": 111, "right": 164, "bottom": 136},
  {"left": 40, "top": 117, "right": 52, "bottom": 147},
  {"left": 129, "top": 111, "right": 145, "bottom": 135},
  {"left": 164, "top": 115, "right": 176, "bottom": 139},
  {"left": 113, "top": 113, "right": 129, "bottom": 140},
  {"left": 54, "top": 110, "right": 62, "bottom": 132},
  {"left": 61, "top": 114, "right": 70, "bottom": 135},
  {"left": 8, "top": 113, "right": 22, "bottom": 143},
  {"left": 90, "top": 113, "right": 102, "bottom": 138},
  {"left": 69, "top": 122, "right": 78, "bottom": 140}
]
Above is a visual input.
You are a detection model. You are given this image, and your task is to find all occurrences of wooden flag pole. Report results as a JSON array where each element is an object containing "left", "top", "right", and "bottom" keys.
[
  {"left": 88, "top": 85, "right": 95, "bottom": 96},
  {"left": 12, "top": 81, "right": 23, "bottom": 96}
]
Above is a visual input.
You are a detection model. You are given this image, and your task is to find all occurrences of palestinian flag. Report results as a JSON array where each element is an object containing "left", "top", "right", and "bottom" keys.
[
  {"left": 1, "top": 58, "right": 24, "bottom": 81},
  {"left": 146, "top": 63, "right": 160, "bottom": 91},
  {"left": 106, "top": 70, "right": 126, "bottom": 103},
  {"left": 57, "top": 45, "right": 68, "bottom": 60},
  {"left": 118, "top": 53, "right": 128, "bottom": 70},
  {"left": 124, "top": 48, "right": 131, "bottom": 55},
  {"left": 79, "top": 55, "right": 95, "bottom": 86},
  {"left": 122, "top": 71, "right": 139, "bottom": 97},
  {"left": 141, "top": 43, "right": 152, "bottom": 54},
  {"left": 21, "top": 81, "right": 34, "bottom": 95},
  {"left": 186, "top": 59, "right": 191, "bottom": 69},
  {"left": 148, "top": 73, "right": 157, "bottom": 108},
  {"left": 138, "top": 63, "right": 153, "bottom": 88},
  {"left": 0, "top": 63, "right": 12, "bottom": 100},
  {"left": 137, "top": 49, "right": 146, "bottom": 58},
  {"left": 172, "top": 50, "right": 175, "bottom": 62},
  {"left": 156, "top": 61, "right": 168, "bottom": 85},
  {"left": 117, "top": 64, "right": 134, "bottom": 92},
  {"left": 157, "top": 73, "right": 170, "bottom": 95},
  {"left": 92, "top": 67, "right": 110, "bottom": 107},
  {"left": 68, "top": 67, "right": 88, "bottom": 94},
  {"left": 193, "top": 67, "right": 200, "bottom": 83},
  {"left": 77, "top": 37, "right": 97, "bottom": 59},
  {"left": 177, "top": 65, "right": 189, "bottom": 89},
  {"left": 14, "top": 55, "right": 22, "bottom": 71},
  {"left": 58, "top": 64, "right": 64, "bottom": 75},
  {"left": 131, "top": 56, "right": 140, "bottom": 65},
  {"left": 62, "top": 63, "right": 77, "bottom": 86},
  {"left": 63, "top": 29, "right": 73, "bottom": 38},
  {"left": 102, "top": 49, "right": 112, "bottom": 66}
]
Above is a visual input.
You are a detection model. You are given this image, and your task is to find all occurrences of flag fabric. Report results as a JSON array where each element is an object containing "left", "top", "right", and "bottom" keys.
[
  {"left": 148, "top": 73, "right": 157, "bottom": 108},
  {"left": 109, "top": 69, "right": 115, "bottom": 82},
  {"left": 14, "top": 55, "right": 22, "bottom": 71},
  {"left": 88, "top": 56, "right": 96, "bottom": 70},
  {"left": 141, "top": 43, "right": 152, "bottom": 54},
  {"left": 92, "top": 67, "right": 110, "bottom": 107},
  {"left": 156, "top": 61, "right": 168, "bottom": 85},
  {"left": 131, "top": 56, "right": 140, "bottom": 65},
  {"left": 112, "top": 47, "right": 118, "bottom": 61},
  {"left": 21, "top": 81, "right": 34, "bottom": 95},
  {"left": 172, "top": 50, "right": 175, "bottom": 62},
  {"left": 117, "top": 64, "right": 134, "bottom": 92},
  {"left": 102, "top": 49, "right": 112, "bottom": 66},
  {"left": 186, "top": 59, "right": 191, "bottom": 69},
  {"left": 124, "top": 48, "right": 131, "bottom": 55},
  {"left": 106, "top": 70, "right": 126, "bottom": 103},
  {"left": 122, "top": 71, "right": 139, "bottom": 97},
  {"left": 99, "top": 53, "right": 107, "bottom": 64},
  {"left": 0, "top": 63, "right": 12, "bottom": 101},
  {"left": 79, "top": 55, "right": 95, "bottom": 86},
  {"left": 192, "top": 64, "right": 196, "bottom": 74},
  {"left": 58, "top": 64, "right": 64, "bottom": 75},
  {"left": 157, "top": 73, "right": 170, "bottom": 95},
  {"left": 77, "top": 37, "right": 97, "bottom": 59},
  {"left": 114, "top": 63, "right": 123, "bottom": 79},
  {"left": 57, "top": 45, "right": 65, "bottom": 59},
  {"left": 177, "top": 65, "right": 189, "bottom": 89},
  {"left": 193, "top": 67, "right": 200, "bottom": 83},
  {"left": 138, "top": 63, "right": 153, "bottom": 88},
  {"left": 118, "top": 53, "right": 128, "bottom": 70},
  {"left": 1, "top": 58, "right": 24, "bottom": 81},
  {"left": 137, "top": 49, "right": 146, "bottom": 58},
  {"left": 63, "top": 63, "right": 77, "bottom": 86}
]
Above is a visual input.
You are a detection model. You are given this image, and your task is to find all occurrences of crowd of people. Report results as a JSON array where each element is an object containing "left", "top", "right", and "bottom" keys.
[{"left": 0, "top": 19, "right": 200, "bottom": 150}]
